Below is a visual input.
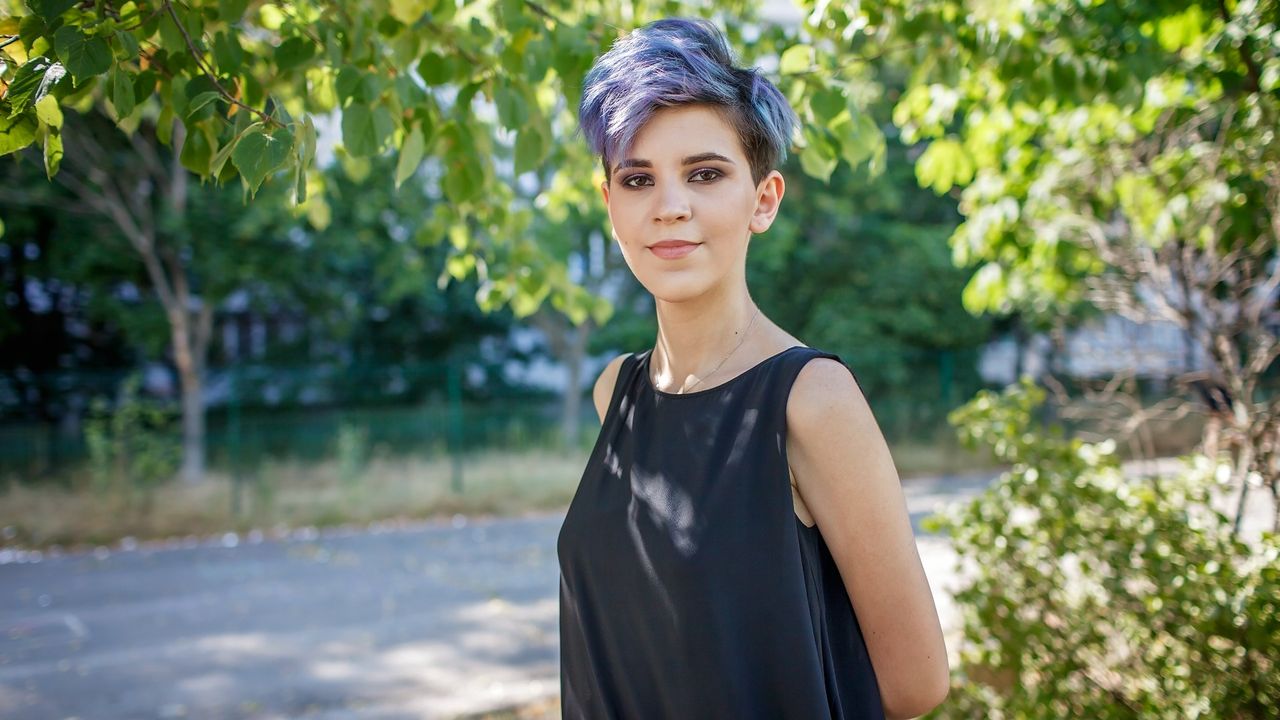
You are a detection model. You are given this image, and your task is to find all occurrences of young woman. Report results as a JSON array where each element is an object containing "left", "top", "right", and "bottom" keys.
[{"left": 557, "top": 17, "right": 950, "bottom": 719}]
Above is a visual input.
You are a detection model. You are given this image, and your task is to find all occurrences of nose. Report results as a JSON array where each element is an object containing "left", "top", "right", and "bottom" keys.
[{"left": 654, "top": 181, "right": 691, "bottom": 224}]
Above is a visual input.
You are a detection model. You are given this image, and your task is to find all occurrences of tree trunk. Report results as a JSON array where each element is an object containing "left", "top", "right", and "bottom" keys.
[
  {"left": 528, "top": 308, "right": 595, "bottom": 450},
  {"left": 49, "top": 113, "right": 215, "bottom": 483},
  {"left": 560, "top": 322, "right": 592, "bottom": 449}
]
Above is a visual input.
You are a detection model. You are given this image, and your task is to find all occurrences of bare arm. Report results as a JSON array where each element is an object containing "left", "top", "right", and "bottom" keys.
[{"left": 786, "top": 359, "right": 950, "bottom": 719}]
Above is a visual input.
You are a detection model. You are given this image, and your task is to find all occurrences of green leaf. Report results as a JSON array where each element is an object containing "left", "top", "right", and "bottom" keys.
[
  {"left": 25, "top": 0, "right": 77, "bottom": 21},
  {"left": 336, "top": 66, "right": 363, "bottom": 105},
  {"left": 5, "top": 56, "right": 60, "bottom": 118},
  {"left": 179, "top": 123, "right": 214, "bottom": 175},
  {"left": 418, "top": 52, "right": 453, "bottom": 85},
  {"left": 182, "top": 76, "right": 220, "bottom": 122},
  {"left": 442, "top": 159, "right": 482, "bottom": 204},
  {"left": 446, "top": 251, "right": 475, "bottom": 280},
  {"left": 0, "top": 112, "right": 39, "bottom": 156},
  {"left": 132, "top": 69, "right": 157, "bottom": 103},
  {"left": 155, "top": 104, "right": 174, "bottom": 145},
  {"left": 240, "top": 72, "right": 264, "bottom": 108},
  {"left": 210, "top": 120, "right": 260, "bottom": 178},
  {"left": 232, "top": 125, "right": 295, "bottom": 194},
  {"left": 514, "top": 123, "right": 544, "bottom": 175},
  {"left": 294, "top": 116, "right": 316, "bottom": 202},
  {"left": 335, "top": 66, "right": 382, "bottom": 105},
  {"left": 395, "top": 124, "right": 425, "bottom": 188},
  {"left": 274, "top": 36, "right": 315, "bottom": 72},
  {"left": 833, "top": 111, "right": 882, "bottom": 169},
  {"left": 779, "top": 44, "right": 813, "bottom": 75},
  {"left": 42, "top": 124, "right": 62, "bottom": 177},
  {"left": 217, "top": 0, "right": 250, "bottom": 23},
  {"left": 111, "top": 67, "right": 136, "bottom": 118},
  {"left": 798, "top": 125, "right": 837, "bottom": 182},
  {"left": 34, "top": 94, "right": 62, "bottom": 128},
  {"left": 186, "top": 90, "right": 224, "bottom": 119},
  {"left": 18, "top": 14, "right": 47, "bottom": 51},
  {"left": 494, "top": 80, "right": 528, "bottom": 131},
  {"left": 915, "top": 138, "right": 973, "bottom": 194},
  {"left": 810, "top": 85, "right": 845, "bottom": 122},
  {"left": 341, "top": 104, "right": 393, "bottom": 157},
  {"left": 157, "top": 7, "right": 202, "bottom": 56},
  {"left": 389, "top": 0, "right": 432, "bottom": 25},
  {"left": 455, "top": 82, "right": 481, "bottom": 116},
  {"left": 53, "top": 26, "right": 112, "bottom": 86},
  {"left": 113, "top": 30, "right": 140, "bottom": 62},
  {"left": 394, "top": 74, "right": 427, "bottom": 109},
  {"left": 213, "top": 31, "right": 244, "bottom": 74},
  {"left": 389, "top": 29, "right": 421, "bottom": 68}
]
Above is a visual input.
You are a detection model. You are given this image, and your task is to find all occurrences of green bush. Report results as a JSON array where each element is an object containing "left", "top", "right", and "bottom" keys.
[
  {"left": 83, "top": 373, "right": 181, "bottom": 501},
  {"left": 923, "top": 378, "right": 1279, "bottom": 719}
]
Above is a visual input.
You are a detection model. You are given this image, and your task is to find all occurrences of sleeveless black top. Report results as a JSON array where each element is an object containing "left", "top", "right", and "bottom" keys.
[{"left": 557, "top": 345, "right": 884, "bottom": 719}]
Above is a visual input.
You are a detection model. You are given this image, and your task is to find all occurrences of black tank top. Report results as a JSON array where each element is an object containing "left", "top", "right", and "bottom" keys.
[{"left": 557, "top": 345, "right": 885, "bottom": 719}]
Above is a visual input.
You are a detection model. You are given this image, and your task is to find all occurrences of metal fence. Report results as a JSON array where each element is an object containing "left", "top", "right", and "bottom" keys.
[{"left": 0, "top": 347, "right": 1003, "bottom": 485}]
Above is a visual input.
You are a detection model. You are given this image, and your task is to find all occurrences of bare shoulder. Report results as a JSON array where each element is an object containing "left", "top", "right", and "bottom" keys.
[
  {"left": 591, "top": 352, "right": 632, "bottom": 425},
  {"left": 785, "top": 357, "right": 873, "bottom": 432}
]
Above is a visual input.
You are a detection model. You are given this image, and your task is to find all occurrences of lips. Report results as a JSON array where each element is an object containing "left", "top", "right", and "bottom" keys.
[{"left": 649, "top": 241, "right": 700, "bottom": 260}]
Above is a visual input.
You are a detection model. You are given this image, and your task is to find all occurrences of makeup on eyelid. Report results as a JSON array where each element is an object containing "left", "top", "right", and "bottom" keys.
[{"left": 620, "top": 168, "right": 724, "bottom": 188}]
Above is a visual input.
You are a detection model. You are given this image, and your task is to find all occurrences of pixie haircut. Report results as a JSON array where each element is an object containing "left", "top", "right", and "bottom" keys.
[{"left": 577, "top": 17, "right": 800, "bottom": 188}]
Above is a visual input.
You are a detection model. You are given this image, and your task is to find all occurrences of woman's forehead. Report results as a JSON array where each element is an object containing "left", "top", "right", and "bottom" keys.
[{"left": 623, "top": 106, "right": 744, "bottom": 164}]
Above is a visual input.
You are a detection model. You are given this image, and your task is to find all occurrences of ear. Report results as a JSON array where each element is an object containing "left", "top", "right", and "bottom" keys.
[
  {"left": 749, "top": 170, "right": 785, "bottom": 234},
  {"left": 600, "top": 178, "right": 610, "bottom": 206}
]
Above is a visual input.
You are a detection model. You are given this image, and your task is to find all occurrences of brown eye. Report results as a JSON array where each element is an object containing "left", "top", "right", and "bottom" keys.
[{"left": 691, "top": 168, "right": 722, "bottom": 182}]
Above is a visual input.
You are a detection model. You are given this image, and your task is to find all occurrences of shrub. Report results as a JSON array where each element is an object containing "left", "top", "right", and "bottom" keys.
[
  {"left": 923, "top": 378, "right": 1279, "bottom": 719},
  {"left": 83, "top": 373, "right": 181, "bottom": 502}
]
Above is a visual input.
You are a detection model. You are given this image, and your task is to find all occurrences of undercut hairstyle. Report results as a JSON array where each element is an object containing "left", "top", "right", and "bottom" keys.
[{"left": 577, "top": 17, "right": 800, "bottom": 188}]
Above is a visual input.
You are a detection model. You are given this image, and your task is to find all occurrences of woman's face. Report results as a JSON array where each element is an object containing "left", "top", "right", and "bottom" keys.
[{"left": 599, "top": 104, "right": 784, "bottom": 304}]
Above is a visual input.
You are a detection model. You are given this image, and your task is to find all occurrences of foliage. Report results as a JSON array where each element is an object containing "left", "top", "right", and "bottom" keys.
[
  {"left": 754, "top": 96, "right": 990, "bottom": 401},
  {"left": 923, "top": 378, "right": 1280, "bottom": 718},
  {"left": 334, "top": 419, "right": 369, "bottom": 489},
  {"left": 800, "top": 0, "right": 1280, "bottom": 321},
  {"left": 0, "top": 0, "right": 889, "bottom": 325},
  {"left": 83, "top": 371, "right": 181, "bottom": 496}
]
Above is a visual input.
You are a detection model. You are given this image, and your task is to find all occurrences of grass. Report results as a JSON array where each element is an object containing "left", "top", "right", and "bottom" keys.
[
  {"left": 0, "top": 447, "right": 590, "bottom": 550},
  {"left": 0, "top": 438, "right": 1000, "bottom": 552}
]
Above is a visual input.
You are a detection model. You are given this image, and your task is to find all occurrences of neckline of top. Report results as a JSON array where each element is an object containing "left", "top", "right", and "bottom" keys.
[{"left": 640, "top": 345, "right": 809, "bottom": 399}]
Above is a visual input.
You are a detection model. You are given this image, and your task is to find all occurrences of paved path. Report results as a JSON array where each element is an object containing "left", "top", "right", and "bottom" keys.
[{"left": 0, "top": 461, "right": 1271, "bottom": 719}]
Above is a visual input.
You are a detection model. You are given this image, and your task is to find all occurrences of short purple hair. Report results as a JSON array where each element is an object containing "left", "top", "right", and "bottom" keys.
[{"left": 577, "top": 17, "right": 799, "bottom": 187}]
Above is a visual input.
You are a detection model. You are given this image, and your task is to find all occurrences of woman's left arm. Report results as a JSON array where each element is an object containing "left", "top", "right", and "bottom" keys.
[{"left": 786, "top": 358, "right": 950, "bottom": 720}]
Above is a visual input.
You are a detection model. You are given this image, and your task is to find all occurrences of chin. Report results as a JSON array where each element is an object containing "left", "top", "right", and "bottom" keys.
[{"left": 640, "top": 276, "right": 718, "bottom": 304}]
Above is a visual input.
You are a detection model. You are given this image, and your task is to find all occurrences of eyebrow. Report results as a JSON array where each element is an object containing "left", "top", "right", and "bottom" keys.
[{"left": 613, "top": 152, "right": 735, "bottom": 173}]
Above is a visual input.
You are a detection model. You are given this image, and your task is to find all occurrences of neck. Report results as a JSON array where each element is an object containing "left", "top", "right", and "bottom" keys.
[{"left": 650, "top": 282, "right": 761, "bottom": 391}]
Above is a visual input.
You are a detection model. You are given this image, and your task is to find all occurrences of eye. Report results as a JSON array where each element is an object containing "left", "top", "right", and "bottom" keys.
[{"left": 620, "top": 168, "right": 723, "bottom": 188}]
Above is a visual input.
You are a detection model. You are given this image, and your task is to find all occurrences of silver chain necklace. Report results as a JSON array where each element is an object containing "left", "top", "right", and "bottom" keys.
[{"left": 658, "top": 306, "right": 761, "bottom": 394}]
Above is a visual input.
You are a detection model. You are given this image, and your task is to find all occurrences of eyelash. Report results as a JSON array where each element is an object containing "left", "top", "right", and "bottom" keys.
[{"left": 620, "top": 168, "right": 723, "bottom": 188}]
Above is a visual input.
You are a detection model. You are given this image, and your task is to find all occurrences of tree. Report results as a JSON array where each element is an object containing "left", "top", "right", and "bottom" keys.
[
  {"left": 1, "top": 0, "right": 884, "bottom": 318},
  {"left": 2, "top": 0, "right": 895, "bottom": 478},
  {"left": 796, "top": 0, "right": 1280, "bottom": 527}
]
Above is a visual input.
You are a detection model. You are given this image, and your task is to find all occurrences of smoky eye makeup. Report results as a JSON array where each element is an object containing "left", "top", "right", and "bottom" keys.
[{"left": 619, "top": 167, "right": 725, "bottom": 188}]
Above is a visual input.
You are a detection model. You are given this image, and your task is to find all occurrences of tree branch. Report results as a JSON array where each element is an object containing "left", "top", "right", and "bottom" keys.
[{"left": 161, "top": 0, "right": 277, "bottom": 127}]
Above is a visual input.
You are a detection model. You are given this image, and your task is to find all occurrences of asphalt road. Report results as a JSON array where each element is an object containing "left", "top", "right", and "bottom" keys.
[{"left": 0, "top": 461, "right": 1270, "bottom": 719}]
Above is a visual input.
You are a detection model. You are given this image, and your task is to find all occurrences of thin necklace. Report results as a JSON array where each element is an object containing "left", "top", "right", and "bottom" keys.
[{"left": 656, "top": 306, "right": 761, "bottom": 394}]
